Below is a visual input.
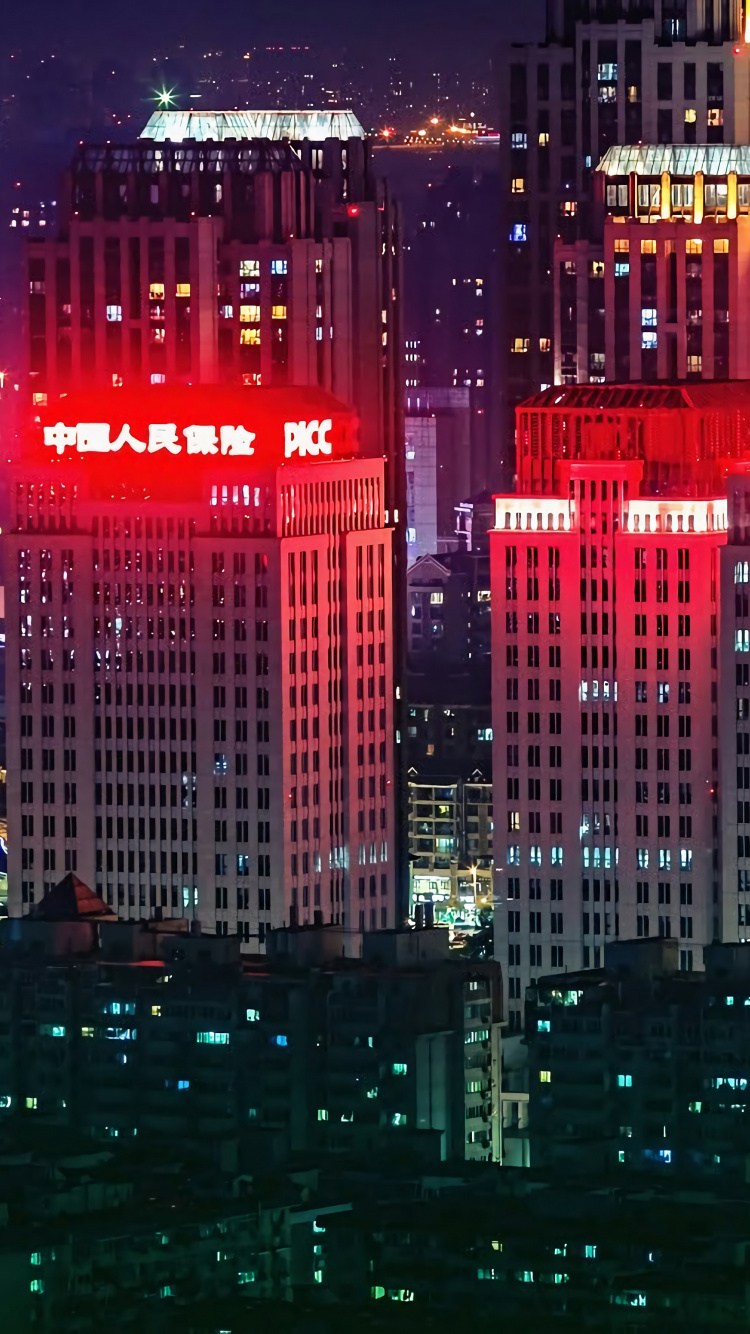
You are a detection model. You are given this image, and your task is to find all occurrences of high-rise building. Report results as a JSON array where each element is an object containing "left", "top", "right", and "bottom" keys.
[
  {"left": 21, "top": 110, "right": 410, "bottom": 926},
  {"left": 492, "top": 382, "right": 750, "bottom": 1027},
  {"left": 555, "top": 143, "right": 750, "bottom": 385},
  {"left": 7, "top": 386, "right": 396, "bottom": 944},
  {"left": 498, "top": 0, "right": 750, "bottom": 459}
]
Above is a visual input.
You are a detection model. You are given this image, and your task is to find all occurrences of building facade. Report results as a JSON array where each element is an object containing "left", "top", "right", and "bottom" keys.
[
  {"left": 498, "top": 0, "right": 750, "bottom": 461},
  {"left": 526, "top": 937, "right": 750, "bottom": 1179},
  {"left": 555, "top": 143, "right": 750, "bottom": 384},
  {"left": 7, "top": 387, "right": 396, "bottom": 944},
  {"left": 0, "top": 894, "right": 503, "bottom": 1164},
  {"left": 492, "top": 383, "right": 750, "bottom": 1027}
]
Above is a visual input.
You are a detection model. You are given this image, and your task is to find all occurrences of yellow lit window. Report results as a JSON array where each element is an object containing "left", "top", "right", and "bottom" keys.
[
  {"left": 540, "top": 1070, "right": 551, "bottom": 1083},
  {"left": 614, "top": 238, "right": 629, "bottom": 253},
  {"left": 512, "top": 178, "right": 525, "bottom": 194},
  {"left": 149, "top": 282, "right": 165, "bottom": 300},
  {"left": 539, "top": 131, "right": 549, "bottom": 146},
  {"left": 512, "top": 337, "right": 530, "bottom": 353},
  {"left": 239, "top": 304, "right": 260, "bottom": 323},
  {"left": 272, "top": 304, "right": 287, "bottom": 319},
  {"left": 152, "top": 328, "right": 165, "bottom": 343},
  {"left": 707, "top": 108, "right": 724, "bottom": 127},
  {"left": 684, "top": 107, "right": 696, "bottom": 123},
  {"left": 315, "top": 258, "right": 323, "bottom": 273},
  {"left": 151, "top": 1005, "right": 162, "bottom": 1017},
  {"left": 686, "top": 239, "right": 702, "bottom": 254},
  {"left": 687, "top": 354, "right": 702, "bottom": 373},
  {"left": 239, "top": 259, "right": 260, "bottom": 278},
  {"left": 591, "top": 260, "right": 604, "bottom": 277},
  {"left": 32, "top": 392, "right": 48, "bottom": 406},
  {"left": 539, "top": 337, "right": 551, "bottom": 352},
  {"left": 240, "top": 328, "right": 261, "bottom": 345},
  {"left": 561, "top": 200, "right": 577, "bottom": 216},
  {"left": 714, "top": 238, "right": 730, "bottom": 254},
  {"left": 430, "top": 591, "right": 444, "bottom": 604},
  {"left": 175, "top": 283, "right": 190, "bottom": 297},
  {"left": 641, "top": 239, "right": 656, "bottom": 254}
]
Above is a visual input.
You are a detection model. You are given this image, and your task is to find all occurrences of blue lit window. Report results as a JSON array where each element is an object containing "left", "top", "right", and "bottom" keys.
[
  {"left": 510, "top": 224, "right": 527, "bottom": 243},
  {"left": 511, "top": 132, "right": 527, "bottom": 149},
  {"left": 641, "top": 308, "right": 657, "bottom": 327},
  {"left": 641, "top": 331, "right": 657, "bottom": 350},
  {"left": 271, "top": 1034, "right": 288, "bottom": 1047},
  {"left": 615, "top": 262, "right": 630, "bottom": 277},
  {"left": 177, "top": 1080, "right": 190, "bottom": 1090},
  {"left": 271, "top": 259, "right": 288, "bottom": 275}
]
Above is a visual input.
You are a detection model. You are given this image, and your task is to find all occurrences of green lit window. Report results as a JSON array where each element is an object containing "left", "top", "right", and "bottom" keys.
[
  {"left": 392, "top": 1062, "right": 408, "bottom": 1075},
  {"left": 38, "top": 1024, "right": 65, "bottom": 1038},
  {"left": 617, "top": 1073, "right": 633, "bottom": 1088},
  {"left": 196, "top": 1031, "right": 230, "bottom": 1045},
  {"left": 246, "top": 1008, "right": 260, "bottom": 1022}
]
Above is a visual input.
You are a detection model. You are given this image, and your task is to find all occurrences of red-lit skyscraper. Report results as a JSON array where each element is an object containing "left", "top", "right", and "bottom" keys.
[
  {"left": 7, "top": 386, "right": 396, "bottom": 945},
  {"left": 493, "top": 383, "right": 750, "bottom": 1026}
]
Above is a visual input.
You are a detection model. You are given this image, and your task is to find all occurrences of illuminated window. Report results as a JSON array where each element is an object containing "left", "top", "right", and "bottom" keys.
[
  {"left": 615, "top": 262, "right": 630, "bottom": 277},
  {"left": 106, "top": 304, "right": 122, "bottom": 322},
  {"left": 614, "top": 238, "right": 630, "bottom": 253},
  {"left": 684, "top": 107, "right": 696, "bottom": 123},
  {"left": 239, "top": 259, "right": 260, "bottom": 278},
  {"left": 637, "top": 184, "right": 660, "bottom": 210},
  {"left": 641, "top": 330, "right": 657, "bottom": 348},
  {"left": 512, "top": 337, "right": 530, "bottom": 353},
  {"left": 617, "top": 1073, "right": 633, "bottom": 1087},
  {"left": 707, "top": 108, "right": 724, "bottom": 126},
  {"left": 151, "top": 373, "right": 166, "bottom": 384},
  {"left": 151, "top": 1005, "right": 161, "bottom": 1017},
  {"left": 152, "top": 328, "right": 165, "bottom": 343},
  {"left": 539, "top": 131, "right": 549, "bottom": 146},
  {"left": 671, "top": 183, "right": 694, "bottom": 210},
  {"left": 196, "top": 1031, "right": 229, "bottom": 1045},
  {"left": 430, "top": 591, "right": 444, "bottom": 604},
  {"left": 686, "top": 238, "right": 702, "bottom": 254},
  {"left": 714, "top": 238, "right": 730, "bottom": 254},
  {"left": 239, "top": 304, "right": 260, "bottom": 323},
  {"left": 271, "top": 305, "right": 287, "bottom": 319},
  {"left": 510, "top": 224, "right": 528, "bottom": 243},
  {"left": 539, "top": 1070, "right": 551, "bottom": 1083},
  {"left": 220, "top": 304, "right": 233, "bottom": 319},
  {"left": 687, "top": 354, "right": 702, "bottom": 374},
  {"left": 38, "top": 1024, "right": 65, "bottom": 1038},
  {"left": 735, "top": 561, "right": 750, "bottom": 584},
  {"left": 641, "top": 239, "right": 656, "bottom": 255},
  {"left": 111, "top": 374, "right": 123, "bottom": 387},
  {"left": 315, "top": 258, "right": 323, "bottom": 273},
  {"left": 242, "top": 372, "right": 262, "bottom": 386},
  {"left": 512, "top": 178, "right": 525, "bottom": 193},
  {"left": 246, "top": 1008, "right": 260, "bottom": 1022},
  {"left": 392, "top": 1062, "right": 408, "bottom": 1075},
  {"left": 149, "top": 282, "right": 165, "bottom": 300},
  {"left": 32, "top": 392, "right": 48, "bottom": 405},
  {"left": 591, "top": 261, "right": 604, "bottom": 276},
  {"left": 539, "top": 337, "right": 551, "bottom": 352},
  {"left": 561, "top": 200, "right": 577, "bottom": 216},
  {"left": 175, "top": 283, "right": 190, "bottom": 297},
  {"left": 642, "top": 308, "right": 657, "bottom": 327},
  {"left": 511, "top": 132, "right": 527, "bottom": 149},
  {"left": 240, "top": 329, "right": 261, "bottom": 345},
  {"left": 317, "top": 1108, "right": 329, "bottom": 1120},
  {"left": 271, "top": 259, "right": 288, "bottom": 275},
  {"left": 736, "top": 630, "right": 750, "bottom": 652},
  {"left": 26, "top": 1097, "right": 38, "bottom": 1110}
]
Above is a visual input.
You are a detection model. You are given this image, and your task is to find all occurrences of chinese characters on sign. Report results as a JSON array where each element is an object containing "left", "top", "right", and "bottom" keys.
[
  {"left": 44, "top": 422, "right": 257, "bottom": 457},
  {"left": 43, "top": 418, "right": 334, "bottom": 460}
]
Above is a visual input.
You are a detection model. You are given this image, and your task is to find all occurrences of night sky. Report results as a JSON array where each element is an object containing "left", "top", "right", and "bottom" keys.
[{"left": 2, "top": 0, "right": 544, "bottom": 59}]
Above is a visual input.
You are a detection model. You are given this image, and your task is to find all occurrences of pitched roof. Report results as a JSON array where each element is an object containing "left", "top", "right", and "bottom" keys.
[
  {"left": 30, "top": 874, "right": 117, "bottom": 922},
  {"left": 140, "top": 109, "right": 365, "bottom": 144}
]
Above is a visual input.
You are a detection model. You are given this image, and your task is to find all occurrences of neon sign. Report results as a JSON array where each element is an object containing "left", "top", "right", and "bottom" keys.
[
  {"left": 44, "top": 422, "right": 258, "bottom": 457},
  {"left": 43, "top": 418, "right": 334, "bottom": 460},
  {"left": 284, "top": 419, "right": 332, "bottom": 458}
]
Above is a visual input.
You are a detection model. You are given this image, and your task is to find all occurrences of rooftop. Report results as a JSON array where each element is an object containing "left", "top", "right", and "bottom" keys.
[
  {"left": 598, "top": 143, "right": 750, "bottom": 177},
  {"left": 519, "top": 382, "right": 750, "bottom": 413},
  {"left": 140, "top": 109, "right": 365, "bottom": 144}
]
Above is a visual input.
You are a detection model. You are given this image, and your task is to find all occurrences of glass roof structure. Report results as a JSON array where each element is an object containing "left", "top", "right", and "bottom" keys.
[
  {"left": 597, "top": 144, "right": 750, "bottom": 177},
  {"left": 141, "top": 110, "right": 365, "bottom": 143}
]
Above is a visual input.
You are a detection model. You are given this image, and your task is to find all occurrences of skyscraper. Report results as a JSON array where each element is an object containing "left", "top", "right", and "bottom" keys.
[
  {"left": 8, "top": 386, "right": 396, "bottom": 945},
  {"left": 498, "top": 0, "right": 750, "bottom": 459},
  {"left": 492, "top": 382, "right": 750, "bottom": 1027},
  {"left": 555, "top": 143, "right": 750, "bottom": 385}
]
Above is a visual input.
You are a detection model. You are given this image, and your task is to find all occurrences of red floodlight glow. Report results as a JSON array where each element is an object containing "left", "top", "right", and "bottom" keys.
[{"left": 346, "top": 204, "right": 361, "bottom": 218}]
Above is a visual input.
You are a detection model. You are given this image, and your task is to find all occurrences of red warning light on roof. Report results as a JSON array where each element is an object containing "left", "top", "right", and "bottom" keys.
[{"left": 346, "top": 204, "right": 361, "bottom": 218}]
